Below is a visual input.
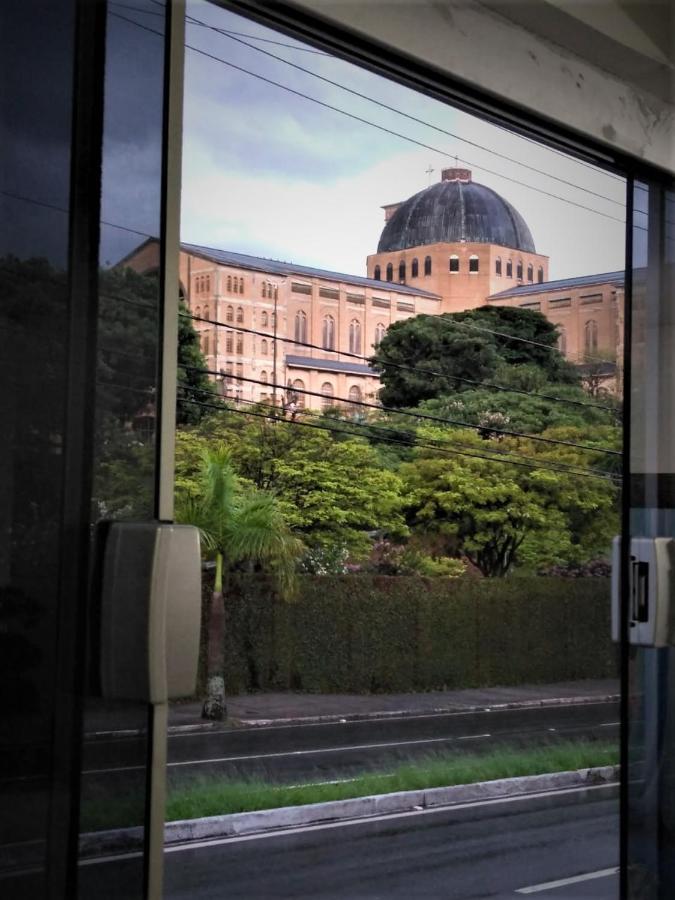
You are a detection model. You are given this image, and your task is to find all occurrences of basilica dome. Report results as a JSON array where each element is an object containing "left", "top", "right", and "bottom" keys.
[{"left": 377, "top": 168, "right": 536, "bottom": 254}]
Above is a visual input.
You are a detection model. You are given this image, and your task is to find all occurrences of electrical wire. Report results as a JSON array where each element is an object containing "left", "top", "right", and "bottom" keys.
[
  {"left": 181, "top": 308, "right": 619, "bottom": 414},
  {"left": 109, "top": 10, "right": 626, "bottom": 226},
  {"left": 178, "top": 361, "right": 621, "bottom": 457}
]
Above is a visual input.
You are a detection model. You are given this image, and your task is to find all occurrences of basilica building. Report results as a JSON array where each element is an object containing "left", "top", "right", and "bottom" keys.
[{"left": 124, "top": 166, "right": 622, "bottom": 409}]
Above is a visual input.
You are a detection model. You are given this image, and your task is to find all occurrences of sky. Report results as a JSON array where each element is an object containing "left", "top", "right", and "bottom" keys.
[{"left": 179, "top": 0, "right": 627, "bottom": 282}]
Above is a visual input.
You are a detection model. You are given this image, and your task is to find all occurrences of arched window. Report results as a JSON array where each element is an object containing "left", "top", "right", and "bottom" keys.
[
  {"left": 227, "top": 276, "right": 232, "bottom": 292},
  {"left": 557, "top": 327, "right": 567, "bottom": 356},
  {"left": 527, "top": 264, "right": 534, "bottom": 282},
  {"left": 584, "top": 320, "right": 598, "bottom": 353},
  {"left": 374, "top": 265, "right": 381, "bottom": 281},
  {"left": 449, "top": 255, "right": 459, "bottom": 273},
  {"left": 273, "top": 286, "right": 278, "bottom": 300},
  {"left": 538, "top": 266, "right": 544, "bottom": 283},
  {"left": 411, "top": 258, "right": 419, "bottom": 278},
  {"left": 321, "top": 382, "right": 335, "bottom": 409},
  {"left": 206, "top": 276, "right": 211, "bottom": 292},
  {"left": 261, "top": 283, "right": 267, "bottom": 298},
  {"left": 516, "top": 260, "right": 523, "bottom": 280},
  {"left": 292, "top": 379, "right": 306, "bottom": 409},
  {"left": 374, "top": 322, "right": 386, "bottom": 347},
  {"left": 202, "top": 333, "right": 209, "bottom": 355},
  {"left": 322, "top": 315, "right": 335, "bottom": 350},
  {"left": 386, "top": 263, "right": 393, "bottom": 281},
  {"left": 239, "top": 278, "right": 245, "bottom": 293},
  {"left": 261, "top": 339, "right": 268, "bottom": 355},
  {"left": 495, "top": 257, "right": 502, "bottom": 276},
  {"left": 349, "top": 319, "right": 362, "bottom": 355},
  {"left": 506, "top": 259, "right": 513, "bottom": 278},
  {"left": 294, "top": 310, "right": 307, "bottom": 344},
  {"left": 236, "top": 306, "right": 244, "bottom": 323},
  {"left": 226, "top": 331, "right": 233, "bottom": 353},
  {"left": 195, "top": 305, "right": 201, "bottom": 318},
  {"left": 469, "top": 255, "right": 479, "bottom": 273},
  {"left": 236, "top": 332, "right": 244, "bottom": 354},
  {"left": 348, "top": 385, "right": 362, "bottom": 404},
  {"left": 398, "top": 261, "right": 406, "bottom": 282},
  {"left": 261, "top": 311, "right": 268, "bottom": 327},
  {"left": 270, "top": 312, "right": 276, "bottom": 327},
  {"left": 203, "top": 306, "right": 209, "bottom": 320},
  {"left": 260, "top": 370, "right": 268, "bottom": 384},
  {"left": 226, "top": 305, "right": 234, "bottom": 323},
  {"left": 424, "top": 255, "right": 432, "bottom": 276}
]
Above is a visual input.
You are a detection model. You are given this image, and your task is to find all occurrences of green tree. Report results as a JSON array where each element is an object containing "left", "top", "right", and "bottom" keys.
[
  {"left": 176, "top": 298, "right": 219, "bottom": 425},
  {"left": 175, "top": 445, "right": 303, "bottom": 720}
]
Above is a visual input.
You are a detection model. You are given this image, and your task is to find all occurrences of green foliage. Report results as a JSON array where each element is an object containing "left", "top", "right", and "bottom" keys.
[
  {"left": 176, "top": 299, "right": 219, "bottom": 425},
  {"left": 219, "top": 575, "right": 616, "bottom": 695}
]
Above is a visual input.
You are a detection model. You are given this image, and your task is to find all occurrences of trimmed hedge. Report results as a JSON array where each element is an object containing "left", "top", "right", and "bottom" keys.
[{"left": 213, "top": 575, "right": 616, "bottom": 695}]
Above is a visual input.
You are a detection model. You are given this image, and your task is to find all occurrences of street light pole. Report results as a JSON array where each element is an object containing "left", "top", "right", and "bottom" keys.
[{"left": 272, "top": 286, "right": 278, "bottom": 408}]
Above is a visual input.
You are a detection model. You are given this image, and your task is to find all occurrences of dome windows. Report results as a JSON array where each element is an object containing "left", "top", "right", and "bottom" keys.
[
  {"left": 538, "top": 266, "right": 544, "bottom": 283},
  {"left": 398, "top": 261, "right": 406, "bottom": 282},
  {"left": 424, "top": 256, "right": 432, "bottom": 276},
  {"left": 516, "top": 260, "right": 523, "bottom": 280},
  {"left": 411, "top": 258, "right": 419, "bottom": 278},
  {"left": 506, "top": 259, "right": 513, "bottom": 278},
  {"left": 374, "top": 265, "right": 381, "bottom": 281},
  {"left": 469, "top": 255, "right": 479, "bottom": 274},
  {"left": 449, "top": 254, "right": 459, "bottom": 273},
  {"left": 527, "top": 264, "right": 534, "bottom": 283},
  {"left": 495, "top": 257, "right": 502, "bottom": 276},
  {"left": 386, "top": 263, "right": 394, "bottom": 282}
]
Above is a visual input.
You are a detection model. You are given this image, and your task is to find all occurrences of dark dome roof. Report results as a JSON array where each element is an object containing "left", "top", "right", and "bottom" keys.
[{"left": 377, "top": 169, "right": 535, "bottom": 254}]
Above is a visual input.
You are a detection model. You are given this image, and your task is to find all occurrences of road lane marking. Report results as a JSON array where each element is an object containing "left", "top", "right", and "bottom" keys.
[
  {"left": 84, "top": 733, "right": 495, "bottom": 775},
  {"left": 78, "top": 780, "right": 617, "bottom": 864},
  {"left": 515, "top": 866, "right": 618, "bottom": 893}
]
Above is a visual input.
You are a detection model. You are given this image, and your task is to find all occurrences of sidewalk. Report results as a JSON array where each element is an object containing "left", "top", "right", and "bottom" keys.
[{"left": 167, "top": 677, "right": 620, "bottom": 731}]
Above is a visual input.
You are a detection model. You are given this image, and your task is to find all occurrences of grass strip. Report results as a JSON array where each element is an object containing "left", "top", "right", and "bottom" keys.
[{"left": 165, "top": 740, "right": 618, "bottom": 822}]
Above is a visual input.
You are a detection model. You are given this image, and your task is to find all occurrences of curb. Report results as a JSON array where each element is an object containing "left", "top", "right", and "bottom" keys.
[
  {"left": 78, "top": 764, "right": 619, "bottom": 858},
  {"left": 83, "top": 693, "right": 620, "bottom": 739}
]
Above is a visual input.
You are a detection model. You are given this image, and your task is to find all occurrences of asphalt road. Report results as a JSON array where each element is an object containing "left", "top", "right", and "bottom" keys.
[
  {"left": 77, "top": 783, "right": 620, "bottom": 899},
  {"left": 81, "top": 701, "right": 619, "bottom": 789}
]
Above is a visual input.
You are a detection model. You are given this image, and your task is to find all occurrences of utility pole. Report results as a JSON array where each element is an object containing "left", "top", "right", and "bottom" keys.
[{"left": 272, "top": 285, "right": 278, "bottom": 408}]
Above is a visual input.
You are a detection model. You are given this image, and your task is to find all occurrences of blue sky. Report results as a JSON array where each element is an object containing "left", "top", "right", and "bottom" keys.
[{"left": 180, "top": 0, "right": 627, "bottom": 280}]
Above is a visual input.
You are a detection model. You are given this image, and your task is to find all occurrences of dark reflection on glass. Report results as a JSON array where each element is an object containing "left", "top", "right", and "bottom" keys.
[
  {"left": 0, "top": 0, "right": 75, "bottom": 895},
  {"left": 77, "top": 3, "right": 167, "bottom": 897}
]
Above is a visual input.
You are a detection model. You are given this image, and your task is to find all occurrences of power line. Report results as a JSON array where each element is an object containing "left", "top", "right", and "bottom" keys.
[
  {"left": 181, "top": 309, "right": 618, "bottom": 414},
  {"left": 183, "top": 10, "right": 625, "bottom": 212},
  {"left": 110, "top": 10, "right": 626, "bottom": 226},
  {"left": 179, "top": 393, "right": 620, "bottom": 483},
  {"left": 178, "top": 362, "right": 620, "bottom": 457}
]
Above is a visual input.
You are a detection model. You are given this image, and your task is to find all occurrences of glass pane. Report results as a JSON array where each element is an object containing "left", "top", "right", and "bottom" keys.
[
  {"left": 0, "top": 0, "right": 76, "bottom": 895},
  {"left": 625, "top": 178, "right": 675, "bottom": 898}
]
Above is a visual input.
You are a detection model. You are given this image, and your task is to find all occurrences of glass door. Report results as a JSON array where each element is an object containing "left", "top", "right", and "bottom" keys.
[{"left": 623, "top": 176, "right": 675, "bottom": 898}]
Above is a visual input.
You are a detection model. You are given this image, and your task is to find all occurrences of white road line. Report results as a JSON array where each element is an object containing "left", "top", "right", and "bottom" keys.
[
  {"left": 78, "top": 780, "right": 617, "bottom": 865},
  {"left": 84, "top": 733, "right": 495, "bottom": 775},
  {"left": 515, "top": 866, "right": 618, "bottom": 893}
]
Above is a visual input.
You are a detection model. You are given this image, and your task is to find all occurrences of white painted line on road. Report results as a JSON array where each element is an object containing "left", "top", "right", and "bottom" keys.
[
  {"left": 515, "top": 866, "right": 618, "bottom": 893},
  {"left": 84, "top": 733, "right": 495, "bottom": 775}
]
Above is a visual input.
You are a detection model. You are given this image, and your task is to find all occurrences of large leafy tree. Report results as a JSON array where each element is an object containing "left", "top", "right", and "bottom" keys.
[{"left": 176, "top": 445, "right": 303, "bottom": 720}]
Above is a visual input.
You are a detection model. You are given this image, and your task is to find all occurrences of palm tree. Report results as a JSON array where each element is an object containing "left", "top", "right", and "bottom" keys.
[{"left": 176, "top": 445, "right": 303, "bottom": 720}]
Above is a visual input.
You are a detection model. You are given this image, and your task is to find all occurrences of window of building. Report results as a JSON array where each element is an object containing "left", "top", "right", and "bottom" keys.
[
  {"left": 557, "top": 327, "right": 567, "bottom": 356},
  {"left": 537, "top": 266, "right": 544, "bottom": 283},
  {"left": 348, "top": 385, "right": 362, "bottom": 404},
  {"left": 399, "top": 261, "right": 406, "bottom": 282},
  {"left": 195, "top": 305, "right": 201, "bottom": 318},
  {"left": 584, "top": 319, "right": 598, "bottom": 353},
  {"left": 292, "top": 379, "right": 306, "bottom": 409},
  {"left": 202, "top": 333, "right": 209, "bottom": 355},
  {"left": 374, "top": 322, "right": 386, "bottom": 346},
  {"left": 506, "top": 260, "right": 513, "bottom": 278},
  {"left": 386, "top": 263, "right": 393, "bottom": 281},
  {"left": 527, "top": 264, "right": 534, "bottom": 282},
  {"left": 203, "top": 306, "right": 209, "bottom": 320},
  {"left": 495, "top": 257, "right": 502, "bottom": 276},
  {"left": 321, "top": 382, "right": 334, "bottom": 409},
  {"left": 239, "top": 277, "right": 245, "bottom": 293},
  {"left": 449, "top": 255, "right": 459, "bottom": 273},
  {"left": 261, "top": 283, "right": 267, "bottom": 298},
  {"left": 291, "top": 281, "right": 312, "bottom": 295},
  {"left": 273, "top": 285, "right": 278, "bottom": 300},
  {"left": 469, "top": 255, "right": 479, "bottom": 273},
  {"left": 270, "top": 312, "right": 276, "bottom": 327},
  {"left": 261, "top": 339, "right": 268, "bottom": 355},
  {"left": 236, "top": 306, "right": 244, "bottom": 323},
  {"left": 227, "top": 276, "right": 232, "bottom": 292},
  {"left": 226, "top": 305, "right": 234, "bottom": 323},
  {"left": 295, "top": 310, "right": 307, "bottom": 344},
  {"left": 225, "top": 331, "right": 233, "bottom": 353},
  {"left": 320, "top": 287, "right": 339, "bottom": 299},
  {"left": 236, "top": 332, "right": 244, "bottom": 354},
  {"left": 373, "top": 265, "right": 381, "bottom": 280},
  {"left": 261, "top": 311, "right": 268, "bottom": 327},
  {"left": 516, "top": 260, "right": 523, "bottom": 280},
  {"left": 549, "top": 297, "right": 571, "bottom": 308},
  {"left": 411, "top": 258, "right": 419, "bottom": 278},
  {"left": 349, "top": 319, "right": 362, "bottom": 355},
  {"left": 323, "top": 314, "right": 335, "bottom": 350},
  {"left": 424, "top": 256, "right": 432, "bottom": 276},
  {"left": 260, "top": 370, "right": 268, "bottom": 383}
]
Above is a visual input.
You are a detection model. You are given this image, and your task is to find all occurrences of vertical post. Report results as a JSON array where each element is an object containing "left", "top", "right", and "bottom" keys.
[{"left": 273, "top": 288, "right": 278, "bottom": 407}]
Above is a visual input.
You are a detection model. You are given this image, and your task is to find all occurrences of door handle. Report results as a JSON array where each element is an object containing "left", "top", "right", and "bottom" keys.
[{"left": 612, "top": 536, "right": 675, "bottom": 648}]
